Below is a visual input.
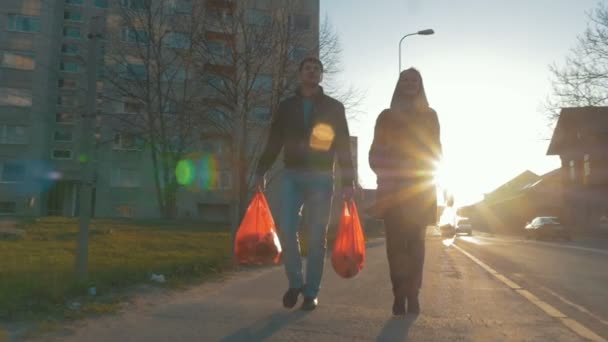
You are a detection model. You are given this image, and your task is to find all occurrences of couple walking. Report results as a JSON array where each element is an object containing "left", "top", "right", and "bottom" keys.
[{"left": 254, "top": 57, "right": 442, "bottom": 315}]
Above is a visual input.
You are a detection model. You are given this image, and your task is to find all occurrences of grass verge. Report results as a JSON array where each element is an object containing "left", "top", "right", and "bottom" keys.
[{"left": 0, "top": 217, "right": 233, "bottom": 323}]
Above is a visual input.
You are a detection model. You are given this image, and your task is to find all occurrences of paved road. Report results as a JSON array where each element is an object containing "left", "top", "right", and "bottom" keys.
[
  {"left": 455, "top": 232, "right": 608, "bottom": 340},
  {"left": 20, "top": 230, "right": 587, "bottom": 341}
]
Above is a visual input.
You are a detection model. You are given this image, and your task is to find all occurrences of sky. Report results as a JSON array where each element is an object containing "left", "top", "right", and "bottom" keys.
[{"left": 320, "top": 0, "right": 601, "bottom": 206}]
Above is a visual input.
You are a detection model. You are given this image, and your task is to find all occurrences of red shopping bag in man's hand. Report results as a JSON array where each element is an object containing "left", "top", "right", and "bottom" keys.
[
  {"left": 234, "top": 192, "right": 282, "bottom": 265},
  {"left": 331, "top": 201, "right": 366, "bottom": 278}
]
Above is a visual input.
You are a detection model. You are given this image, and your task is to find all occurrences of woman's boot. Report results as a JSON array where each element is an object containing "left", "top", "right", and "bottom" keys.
[
  {"left": 392, "top": 296, "right": 406, "bottom": 316},
  {"left": 406, "top": 285, "right": 420, "bottom": 314}
]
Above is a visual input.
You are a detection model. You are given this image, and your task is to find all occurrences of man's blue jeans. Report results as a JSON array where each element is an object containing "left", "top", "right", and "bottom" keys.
[{"left": 280, "top": 169, "right": 334, "bottom": 298}]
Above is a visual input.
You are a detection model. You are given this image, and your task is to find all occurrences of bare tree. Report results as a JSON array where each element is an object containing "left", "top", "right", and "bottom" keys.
[
  {"left": 100, "top": 1, "right": 362, "bottom": 221},
  {"left": 101, "top": 0, "right": 210, "bottom": 218},
  {"left": 547, "top": 2, "right": 608, "bottom": 121},
  {"left": 318, "top": 15, "right": 365, "bottom": 118}
]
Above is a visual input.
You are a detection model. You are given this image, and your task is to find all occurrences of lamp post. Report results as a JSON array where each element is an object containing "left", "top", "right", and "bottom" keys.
[{"left": 398, "top": 29, "right": 434, "bottom": 74}]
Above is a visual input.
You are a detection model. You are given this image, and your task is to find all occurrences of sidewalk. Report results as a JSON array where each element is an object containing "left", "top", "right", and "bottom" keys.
[{"left": 25, "top": 232, "right": 583, "bottom": 341}]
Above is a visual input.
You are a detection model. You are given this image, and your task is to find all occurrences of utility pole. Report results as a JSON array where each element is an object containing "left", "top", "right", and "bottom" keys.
[{"left": 76, "top": 16, "right": 101, "bottom": 280}]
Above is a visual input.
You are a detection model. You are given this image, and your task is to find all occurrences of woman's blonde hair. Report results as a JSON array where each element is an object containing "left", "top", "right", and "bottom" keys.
[{"left": 390, "top": 67, "right": 429, "bottom": 112}]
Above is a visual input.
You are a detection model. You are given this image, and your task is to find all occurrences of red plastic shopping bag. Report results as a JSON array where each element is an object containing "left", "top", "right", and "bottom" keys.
[
  {"left": 331, "top": 201, "right": 366, "bottom": 278},
  {"left": 234, "top": 192, "right": 282, "bottom": 265}
]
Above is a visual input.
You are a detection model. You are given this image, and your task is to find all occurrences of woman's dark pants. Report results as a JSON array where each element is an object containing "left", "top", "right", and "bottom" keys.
[{"left": 383, "top": 207, "right": 426, "bottom": 299}]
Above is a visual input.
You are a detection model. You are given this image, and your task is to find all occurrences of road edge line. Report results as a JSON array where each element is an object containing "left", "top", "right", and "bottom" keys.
[{"left": 453, "top": 243, "right": 607, "bottom": 342}]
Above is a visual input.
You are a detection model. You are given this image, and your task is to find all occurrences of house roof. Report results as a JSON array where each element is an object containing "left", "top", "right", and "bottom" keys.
[
  {"left": 547, "top": 106, "right": 608, "bottom": 155},
  {"left": 486, "top": 170, "right": 539, "bottom": 196}
]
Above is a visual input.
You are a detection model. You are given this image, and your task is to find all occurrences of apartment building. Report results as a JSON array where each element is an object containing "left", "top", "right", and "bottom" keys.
[{"left": 0, "top": 0, "right": 321, "bottom": 220}]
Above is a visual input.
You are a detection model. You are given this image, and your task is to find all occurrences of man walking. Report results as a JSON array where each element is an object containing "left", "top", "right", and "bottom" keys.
[{"left": 255, "top": 57, "right": 355, "bottom": 311}]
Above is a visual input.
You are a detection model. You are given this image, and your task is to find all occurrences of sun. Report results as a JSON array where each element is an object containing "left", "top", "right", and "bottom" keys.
[{"left": 432, "top": 157, "right": 483, "bottom": 207}]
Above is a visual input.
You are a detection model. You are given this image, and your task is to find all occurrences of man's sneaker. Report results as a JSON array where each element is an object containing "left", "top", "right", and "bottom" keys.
[
  {"left": 282, "top": 288, "right": 302, "bottom": 309},
  {"left": 301, "top": 297, "right": 318, "bottom": 311}
]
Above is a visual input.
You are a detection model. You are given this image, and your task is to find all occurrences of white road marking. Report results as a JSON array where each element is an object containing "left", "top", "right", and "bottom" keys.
[
  {"left": 537, "top": 284, "right": 608, "bottom": 327},
  {"left": 454, "top": 244, "right": 607, "bottom": 342}
]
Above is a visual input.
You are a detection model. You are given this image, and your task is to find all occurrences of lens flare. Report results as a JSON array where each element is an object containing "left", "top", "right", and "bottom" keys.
[
  {"left": 309, "top": 123, "right": 335, "bottom": 151},
  {"left": 199, "top": 155, "right": 218, "bottom": 190},
  {"left": 175, "top": 159, "right": 195, "bottom": 186}
]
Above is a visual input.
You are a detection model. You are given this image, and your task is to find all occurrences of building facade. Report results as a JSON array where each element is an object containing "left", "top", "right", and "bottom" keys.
[
  {"left": 0, "top": 0, "right": 322, "bottom": 221},
  {"left": 547, "top": 106, "right": 608, "bottom": 234}
]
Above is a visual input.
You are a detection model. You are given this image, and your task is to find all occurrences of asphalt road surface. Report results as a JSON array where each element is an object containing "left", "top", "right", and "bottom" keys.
[{"left": 455, "top": 232, "right": 608, "bottom": 340}]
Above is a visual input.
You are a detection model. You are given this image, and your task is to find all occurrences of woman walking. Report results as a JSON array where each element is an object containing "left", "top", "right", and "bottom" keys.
[{"left": 369, "top": 67, "right": 442, "bottom": 315}]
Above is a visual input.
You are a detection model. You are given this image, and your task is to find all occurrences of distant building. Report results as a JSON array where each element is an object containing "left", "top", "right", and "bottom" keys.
[
  {"left": 460, "top": 169, "right": 563, "bottom": 234},
  {"left": 547, "top": 106, "right": 608, "bottom": 234}
]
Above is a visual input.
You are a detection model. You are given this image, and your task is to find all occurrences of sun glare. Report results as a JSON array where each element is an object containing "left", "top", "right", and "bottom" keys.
[{"left": 433, "top": 157, "right": 484, "bottom": 207}]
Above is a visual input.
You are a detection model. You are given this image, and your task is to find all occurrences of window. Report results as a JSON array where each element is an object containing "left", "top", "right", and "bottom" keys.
[
  {"left": 0, "top": 202, "right": 16, "bottom": 214},
  {"left": 250, "top": 107, "right": 270, "bottom": 123},
  {"left": 7, "top": 15, "right": 40, "bottom": 32},
  {"left": 206, "top": 41, "right": 232, "bottom": 63},
  {"left": 64, "top": 10, "right": 82, "bottom": 21},
  {"left": 162, "top": 66, "right": 186, "bottom": 81},
  {"left": 65, "top": 0, "right": 84, "bottom": 5},
  {"left": 205, "top": 74, "right": 231, "bottom": 93},
  {"left": 201, "top": 139, "right": 230, "bottom": 155},
  {"left": 57, "top": 95, "right": 78, "bottom": 107},
  {"left": 166, "top": 32, "right": 190, "bottom": 49},
  {"left": 115, "top": 204, "right": 135, "bottom": 217},
  {"left": 123, "top": 63, "right": 147, "bottom": 80},
  {"left": 1, "top": 51, "right": 35, "bottom": 70},
  {"left": 121, "top": 0, "right": 148, "bottom": 10},
  {"left": 122, "top": 98, "right": 142, "bottom": 113},
  {"left": 111, "top": 168, "right": 140, "bottom": 187},
  {"left": 60, "top": 61, "right": 80, "bottom": 72},
  {"left": 52, "top": 149, "right": 72, "bottom": 159},
  {"left": 252, "top": 74, "right": 272, "bottom": 91},
  {"left": 288, "top": 14, "right": 311, "bottom": 31},
  {"left": 61, "top": 43, "right": 79, "bottom": 55},
  {"left": 218, "top": 170, "right": 231, "bottom": 189},
  {"left": 569, "top": 160, "right": 576, "bottom": 181},
  {"left": 121, "top": 27, "right": 149, "bottom": 44},
  {"left": 170, "top": 0, "right": 192, "bottom": 14},
  {"left": 162, "top": 100, "right": 176, "bottom": 113},
  {"left": 58, "top": 78, "right": 78, "bottom": 89},
  {"left": 63, "top": 26, "right": 81, "bottom": 39},
  {"left": 0, "top": 163, "right": 25, "bottom": 182},
  {"left": 208, "top": 5, "right": 233, "bottom": 22},
  {"left": 0, "top": 88, "right": 32, "bottom": 107},
  {"left": 246, "top": 9, "right": 271, "bottom": 26},
  {"left": 113, "top": 132, "right": 141, "bottom": 150},
  {"left": 94, "top": 0, "right": 109, "bottom": 8},
  {"left": 56, "top": 112, "right": 75, "bottom": 124},
  {"left": 208, "top": 108, "right": 229, "bottom": 128},
  {"left": 584, "top": 154, "right": 591, "bottom": 185},
  {"left": 0, "top": 125, "right": 27, "bottom": 144},
  {"left": 289, "top": 47, "right": 308, "bottom": 61},
  {"left": 54, "top": 131, "right": 73, "bottom": 142}
]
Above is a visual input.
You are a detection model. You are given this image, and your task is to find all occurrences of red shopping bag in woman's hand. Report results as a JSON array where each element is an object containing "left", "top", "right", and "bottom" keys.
[
  {"left": 331, "top": 201, "right": 366, "bottom": 278},
  {"left": 234, "top": 192, "right": 282, "bottom": 265}
]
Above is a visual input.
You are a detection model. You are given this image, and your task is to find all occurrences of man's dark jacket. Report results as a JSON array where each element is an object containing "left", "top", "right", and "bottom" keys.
[{"left": 256, "top": 87, "right": 355, "bottom": 188}]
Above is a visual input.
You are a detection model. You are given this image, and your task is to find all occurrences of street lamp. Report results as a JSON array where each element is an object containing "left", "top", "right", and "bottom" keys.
[{"left": 398, "top": 29, "right": 435, "bottom": 74}]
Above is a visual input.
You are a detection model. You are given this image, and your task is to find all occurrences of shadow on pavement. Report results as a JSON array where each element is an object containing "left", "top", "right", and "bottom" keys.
[
  {"left": 376, "top": 315, "right": 418, "bottom": 341},
  {"left": 220, "top": 310, "right": 308, "bottom": 341}
]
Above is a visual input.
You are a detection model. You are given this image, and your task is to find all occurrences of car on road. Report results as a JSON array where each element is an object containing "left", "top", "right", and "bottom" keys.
[
  {"left": 524, "top": 216, "right": 571, "bottom": 240},
  {"left": 455, "top": 217, "right": 473, "bottom": 236}
]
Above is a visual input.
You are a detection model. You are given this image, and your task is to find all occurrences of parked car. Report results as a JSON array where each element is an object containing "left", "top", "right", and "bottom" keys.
[
  {"left": 455, "top": 217, "right": 473, "bottom": 236},
  {"left": 524, "top": 216, "right": 571, "bottom": 240}
]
